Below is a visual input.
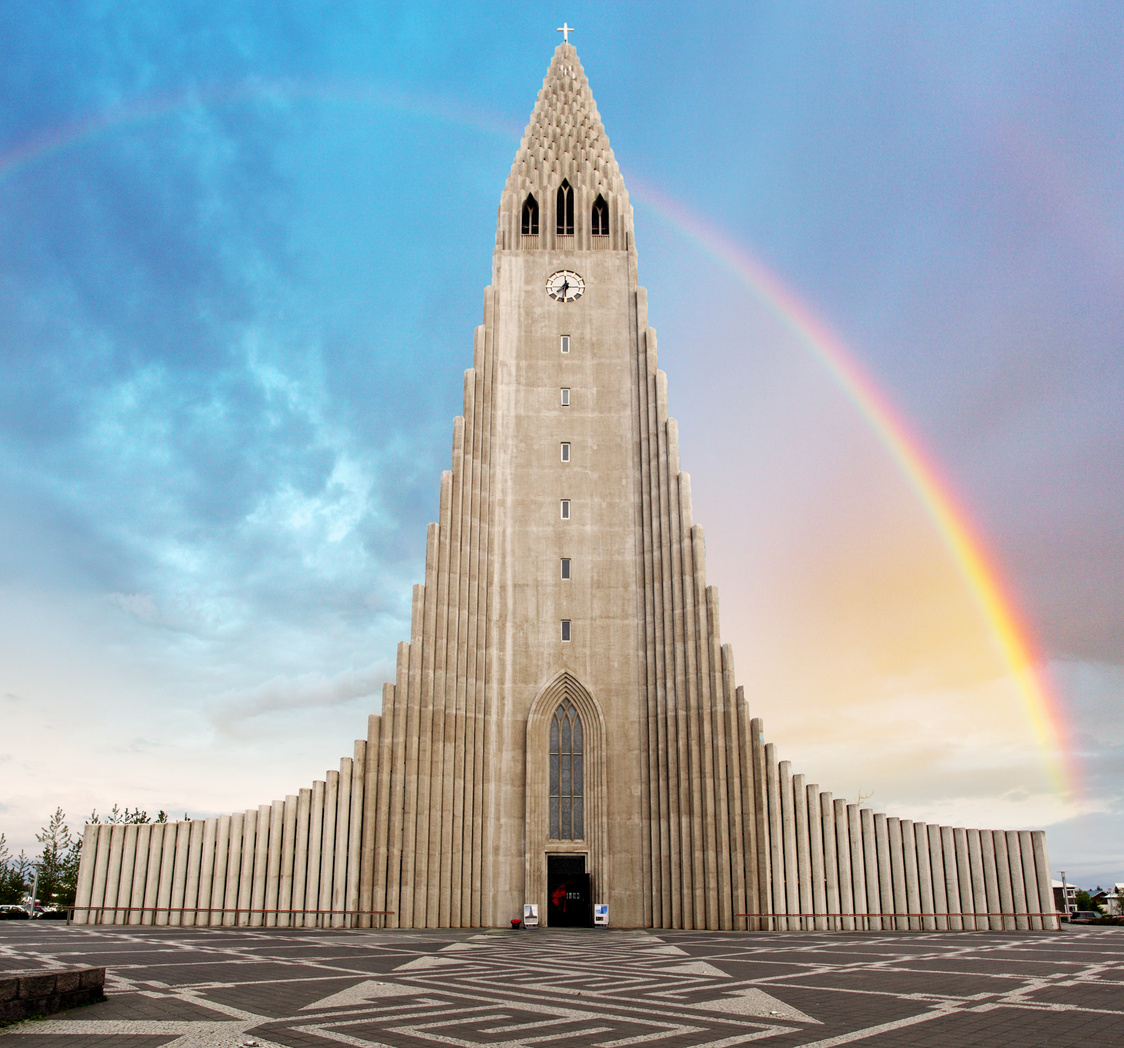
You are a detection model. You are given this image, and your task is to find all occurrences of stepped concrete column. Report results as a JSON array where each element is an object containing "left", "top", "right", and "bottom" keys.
[
  {"left": 834, "top": 800, "right": 854, "bottom": 931},
  {"left": 807, "top": 785, "right": 827, "bottom": 930},
  {"left": 1006, "top": 830, "right": 1029, "bottom": 930},
  {"left": 992, "top": 830, "right": 1016, "bottom": 930}
]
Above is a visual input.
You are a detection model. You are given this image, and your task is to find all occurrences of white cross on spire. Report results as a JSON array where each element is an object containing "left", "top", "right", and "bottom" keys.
[{"left": 557, "top": 23, "right": 575, "bottom": 44}]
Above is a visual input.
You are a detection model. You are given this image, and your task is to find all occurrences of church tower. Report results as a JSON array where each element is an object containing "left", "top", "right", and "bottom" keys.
[{"left": 73, "top": 39, "right": 1058, "bottom": 934}]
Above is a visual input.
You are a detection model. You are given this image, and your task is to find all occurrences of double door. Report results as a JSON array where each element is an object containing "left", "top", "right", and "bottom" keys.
[{"left": 546, "top": 854, "right": 592, "bottom": 927}]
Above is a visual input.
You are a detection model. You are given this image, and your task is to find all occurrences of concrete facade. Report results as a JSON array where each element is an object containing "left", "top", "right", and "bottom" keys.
[{"left": 73, "top": 43, "right": 1059, "bottom": 932}]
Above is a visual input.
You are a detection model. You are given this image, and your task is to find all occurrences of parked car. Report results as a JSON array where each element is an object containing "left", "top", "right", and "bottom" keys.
[
  {"left": 34, "top": 906, "right": 68, "bottom": 920},
  {"left": 0, "top": 904, "right": 31, "bottom": 920}
]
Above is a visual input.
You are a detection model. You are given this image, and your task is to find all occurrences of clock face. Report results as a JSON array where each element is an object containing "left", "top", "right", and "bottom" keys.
[{"left": 546, "top": 270, "right": 585, "bottom": 302}]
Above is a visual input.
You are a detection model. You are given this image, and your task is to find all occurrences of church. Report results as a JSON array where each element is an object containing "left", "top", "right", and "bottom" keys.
[{"left": 73, "top": 38, "right": 1058, "bottom": 932}]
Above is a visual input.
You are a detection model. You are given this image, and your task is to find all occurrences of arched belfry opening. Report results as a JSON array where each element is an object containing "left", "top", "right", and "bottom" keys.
[
  {"left": 556, "top": 179, "right": 575, "bottom": 236},
  {"left": 591, "top": 194, "right": 609, "bottom": 237},
  {"left": 521, "top": 192, "right": 539, "bottom": 236},
  {"left": 525, "top": 671, "right": 606, "bottom": 926}
]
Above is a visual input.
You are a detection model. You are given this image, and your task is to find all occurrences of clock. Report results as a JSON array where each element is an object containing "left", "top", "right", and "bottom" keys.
[{"left": 546, "top": 270, "right": 585, "bottom": 302}]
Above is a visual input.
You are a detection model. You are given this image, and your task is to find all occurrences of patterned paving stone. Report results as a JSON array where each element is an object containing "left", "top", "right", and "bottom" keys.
[{"left": 1, "top": 923, "right": 1120, "bottom": 1046}]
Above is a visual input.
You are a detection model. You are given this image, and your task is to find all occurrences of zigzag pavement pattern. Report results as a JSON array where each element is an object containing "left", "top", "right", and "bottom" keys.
[{"left": 1, "top": 925, "right": 1122, "bottom": 1046}]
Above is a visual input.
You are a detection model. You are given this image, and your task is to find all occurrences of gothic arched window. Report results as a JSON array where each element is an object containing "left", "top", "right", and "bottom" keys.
[
  {"left": 591, "top": 194, "right": 609, "bottom": 237},
  {"left": 521, "top": 193, "right": 539, "bottom": 236},
  {"left": 549, "top": 698, "right": 583, "bottom": 839},
  {"left": 556, "top": 180, "right": 575, "bottom": 236}
]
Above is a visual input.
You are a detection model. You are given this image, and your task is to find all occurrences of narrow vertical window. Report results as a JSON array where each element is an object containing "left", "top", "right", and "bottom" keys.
[
  {"left": 560, "top": 387, "right": 570, "bottom": 406},
  {"left": 560, "top": 442, "right": 570, "bottom": 462},
  {"left": 560, "top": 558, "right": 571, "bottom": 580},
  {"left": 560, "top": 335, "right": 570, "bottom": 354},
  {"left": 560, "top": 619, "right": 572, "bottom": 642},
  {"left": 550, "top": 699, "right": 583, "bottom": 839},
  {"left": 521, "top": 193, "right": 539, "bottom": 235},
  {"left": 591, "top": 194, "right": 609, "bottom": 236},
  {"left": 556, "top": 179, "right": 574, "bottom": 236},
  {"left": 560, "top": 499, "right": 570, "bottom": 519}
]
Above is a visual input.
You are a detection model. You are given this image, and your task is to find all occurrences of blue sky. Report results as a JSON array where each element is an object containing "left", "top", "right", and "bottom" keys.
[{"left": 1, "top": 3, "right": 1121, "bottom": 888}]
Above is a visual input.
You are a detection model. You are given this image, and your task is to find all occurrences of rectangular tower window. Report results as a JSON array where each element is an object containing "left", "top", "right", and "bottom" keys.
[
  {"left": 561, "top": 619, "right": 571, "bottom": 642},
  {"left": 560, "top": 442, "right": 570, "bottom": 462},
  {"left": 560, "top": 387, "right": 570, "bottom": 406},
  {"left": 561, "top": 558, "right": 571, "bottom": 580},
  {"left": 560, "top": 499, "right": 570, "bottom": 519},
  {"left": 560, "top": 335, "right": 570, "bottom": 354}
]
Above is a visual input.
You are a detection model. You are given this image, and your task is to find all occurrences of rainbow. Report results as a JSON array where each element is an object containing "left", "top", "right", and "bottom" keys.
[
  {"left": 627, "top": 176, "right": 1078, "bottom": 794},
  {"left": 0, "top": 81, "right": 1079, "bottom": 794}
]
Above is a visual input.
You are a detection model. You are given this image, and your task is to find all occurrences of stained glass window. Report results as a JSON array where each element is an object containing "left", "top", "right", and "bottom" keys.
[{"left": 549, "top": 698, "right": 584, "bottom": 840}]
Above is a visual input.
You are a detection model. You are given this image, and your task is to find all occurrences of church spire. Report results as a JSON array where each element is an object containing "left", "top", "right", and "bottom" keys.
[{"left": 497, "top": 43, "right": 633, "bottom": 252}]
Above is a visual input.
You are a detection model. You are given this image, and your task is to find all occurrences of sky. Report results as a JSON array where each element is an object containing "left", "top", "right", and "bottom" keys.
[{"left": 1, "top": 3, "right": 1121, "bottom": 888}]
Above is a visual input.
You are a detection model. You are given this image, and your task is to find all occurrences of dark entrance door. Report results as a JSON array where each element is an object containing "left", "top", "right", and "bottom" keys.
[{"left": 547, "top": 855, "right": 592, "bottom": 927}]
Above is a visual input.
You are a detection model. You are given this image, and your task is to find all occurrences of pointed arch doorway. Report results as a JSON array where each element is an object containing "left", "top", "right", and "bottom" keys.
[{"left": 525, "top": 672, "right": 607, "bottom": 927}]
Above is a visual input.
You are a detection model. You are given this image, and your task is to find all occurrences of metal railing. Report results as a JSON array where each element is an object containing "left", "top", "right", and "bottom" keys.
[
  {"left": 65, "top": 906, "right": 394, "bottom": 928},
  {"left": 734, "top": 910, "right": 1061, "bottom": 929}
]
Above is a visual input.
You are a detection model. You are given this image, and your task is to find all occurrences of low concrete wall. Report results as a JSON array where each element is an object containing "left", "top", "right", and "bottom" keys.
[{"left": 0, "top": 967, "right": 106, "bottom": 1023}]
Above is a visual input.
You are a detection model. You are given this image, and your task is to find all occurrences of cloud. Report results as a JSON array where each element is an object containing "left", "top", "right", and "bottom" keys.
[{"left": 211, "top": 660, "right": 394, "bottom": 733}]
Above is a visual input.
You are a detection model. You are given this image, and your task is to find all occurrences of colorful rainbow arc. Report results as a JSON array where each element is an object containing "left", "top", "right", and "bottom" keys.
[
  {"left": 0, "top": 80, "right": 1079, "bottom": 795},
  {"left": 627, "top": 177, "right": 1078, "bottom": 795}
]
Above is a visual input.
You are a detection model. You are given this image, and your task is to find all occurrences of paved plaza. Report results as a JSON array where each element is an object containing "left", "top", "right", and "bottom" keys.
[{"left": 0, "top": 923, "right": 1120, "bottom": 1047}]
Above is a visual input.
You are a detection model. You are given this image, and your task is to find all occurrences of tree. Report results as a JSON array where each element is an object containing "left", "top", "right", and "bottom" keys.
[
  {"left": 34, "top": 808, "right": 81, "bottom": 908},
  {"left": 88, "top": 805, "right": 167, "bottom": 825},
  {"left": 0, "top": 834, "right": 32, "bottom": 905},
  {"left": 1075, "top": 889, "right": 1094, "bottom": 912}
]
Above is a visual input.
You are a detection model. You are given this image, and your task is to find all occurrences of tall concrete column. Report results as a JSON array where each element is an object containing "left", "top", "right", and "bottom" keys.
[
  {"left": 1006, "top": 829, "right": 1029, "bottom": 931},
  {"left": 346, "top": 741, "right": 366, "bottom": 927},
  {"left": 143, "top": 824, "right": 165, "bottom": 926},
  {"left": 278, "top": 796, "right": 298, "bottom": 928},
  {"left": 210, "top": 815, "right": 230, "bottom": 927},
  {"left": 102, "top": 825, "right": 125, "bottom": 926},
  {"left": 807, "top": 785, "right": 827, "bottom": 930},
  {"left": 875, "top": 814, "right": 893, "bottom": 930},
  {"left": 900, "top": 820, "right": 920, "bottom": 930},
  {"left": 992, "top": 829, "right": 1016, "bottom": 931},
  {"left": 966, "top": 829, "right": 987, "bottom": 932},
  {"left": 222, "top": 813, "right": 243, "bottom": 927},
  {"left": 264, "top": 800, "right": 284, "bottom": 927},
  {"left": 1019, "top": 830, "right": 1041, "bottom": 930},
  {"left": 114, "top": 824, "right": 137, "bottom": 925},
  {"left": 821, "top": 792, "right": 840, "bottom": 930},
  {"left": 847, "top": 805, "right": 866, "bottom": 931},
  {"left": 87, "top": 825, "right": 111, "bottom": 924},
  {"left": 237, "top": 810, "right": 258, "bottom": 927},
  {"left": 182, "top": 820, "right": 205, "bottom": 927},
  {"left": 953, "top": 828, "right": 974, "bottom": 931},
  {"left": 305, "top": 780, "right": 325, "bottom": 927},
  {"left": 928, "top": 825, "right": 948, "bottom": 931},
  {"left": 293, "top": 788, "right": 312, "bottom": 928},
  {"left": 792, "top": 772, "right": 812, "bottom": 930},
  {"left": 155, "top": 823, "right": 177, "bottom": 926},
  {"left": 834, "top": 799, "right": 854, "bottom": 931},
  {"left": 765, "top": 745, "right": 786, "bottom": 930},
  {"left": 1031, "top": 831, "right": 1057, "bottom": 930},
  {"left": 169, "top": 821, "right": 191, "bottom": 927},
  {"left": 914, "top": 822, "right": 935, "bottom": 931},
  {"left": 860, "top": 808, "right": 881, "bottom": 931},
  {"left": 73, "top": 825, "right": 99, "bottom": 925},
  {"left": 195, "top": 818, "right": 217, "bottom": 928},
  {"left": 333, "top": 759, "right": 353, "bottom": 928},
  {"left": 940, "top": 825, "right": 961, "bottom": 930}
]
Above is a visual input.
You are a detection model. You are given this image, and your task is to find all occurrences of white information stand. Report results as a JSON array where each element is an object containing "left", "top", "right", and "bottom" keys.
[
  {"left": 523, "top": 903, "right": 539, "bottom": 928},
  {"left": 594, "top": 903, "right": 609, "bottom": 927}
]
